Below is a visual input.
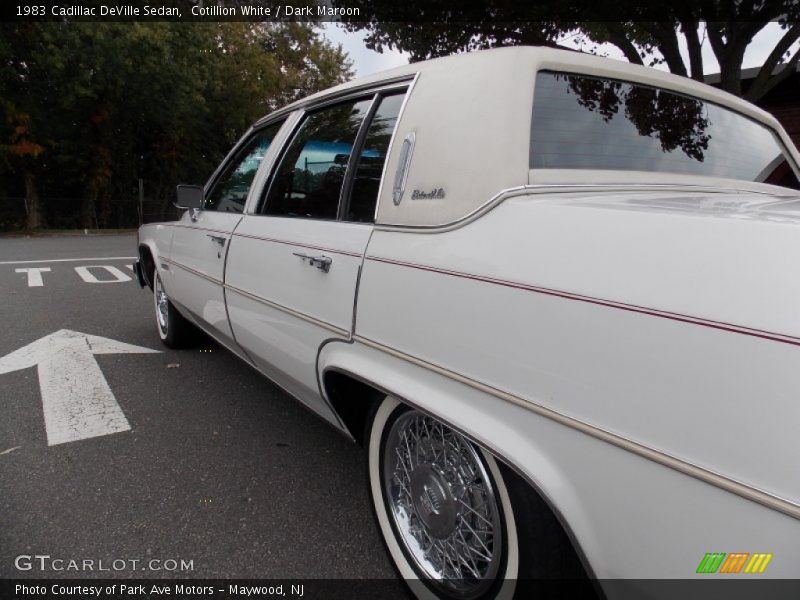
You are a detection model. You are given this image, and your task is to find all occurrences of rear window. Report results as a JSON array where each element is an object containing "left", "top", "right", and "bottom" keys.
[{"left": 531, "top": 71, "right": 800, "bottom": 190}]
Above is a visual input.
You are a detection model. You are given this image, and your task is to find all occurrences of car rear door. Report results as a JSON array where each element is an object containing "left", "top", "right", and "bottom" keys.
[
  {"left": 225, "top": 86, "right": 408, "bottom": 422},
  {"left": 167, "top": 121, "right": 286, "bottom": 348}
]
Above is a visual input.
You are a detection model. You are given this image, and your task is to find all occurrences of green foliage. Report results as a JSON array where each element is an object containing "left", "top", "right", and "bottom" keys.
[
  {"left": 0, "top": 22, "right": 352, "bottom": 229},
  {"left": 338, "top": 1, "right": 800, "bottom": 101}
]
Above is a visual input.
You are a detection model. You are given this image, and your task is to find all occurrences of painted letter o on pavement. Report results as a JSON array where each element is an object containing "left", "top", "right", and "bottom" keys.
[{"left": 75, "top": 265, "right": 132, "bottom": 283}]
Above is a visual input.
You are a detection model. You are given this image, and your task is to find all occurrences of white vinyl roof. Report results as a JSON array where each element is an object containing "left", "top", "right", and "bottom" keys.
[{"left": 266, "top": 47, "right": 798, "bottom": 228}]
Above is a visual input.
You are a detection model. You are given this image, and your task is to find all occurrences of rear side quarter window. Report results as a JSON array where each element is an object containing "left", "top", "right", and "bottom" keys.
[{"left": 531, "top": 71, "right": 800, "bottom": 190}]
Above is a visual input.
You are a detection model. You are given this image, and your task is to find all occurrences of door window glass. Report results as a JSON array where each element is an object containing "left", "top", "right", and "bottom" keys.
[
  {"left": 262, "top": 99, "right": 372, "bottom": 219},
  {"left": 344, "top": 93, "right": 405, "bottom": 222},
  {"left": 205, "top": 121, "right": 284, "bottom": 213}
]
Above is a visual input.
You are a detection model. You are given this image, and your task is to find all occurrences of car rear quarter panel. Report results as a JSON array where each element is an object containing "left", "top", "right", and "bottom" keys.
[{"left": 344, "top": 191, "right": 800, "bottom": 577}]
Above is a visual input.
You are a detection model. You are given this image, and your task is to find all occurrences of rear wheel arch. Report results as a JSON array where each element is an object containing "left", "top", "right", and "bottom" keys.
[
  {"left": 323, "top": 369, "right": 384, "bottom": 446},
  {"left": 321, "top": 367, "right": 594, "bottom": 585}
]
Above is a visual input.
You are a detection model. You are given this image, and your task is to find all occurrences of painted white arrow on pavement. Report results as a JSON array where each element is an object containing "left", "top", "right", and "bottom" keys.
[{"left": 0, "top": 329, "right": 160, "bottom": 446}]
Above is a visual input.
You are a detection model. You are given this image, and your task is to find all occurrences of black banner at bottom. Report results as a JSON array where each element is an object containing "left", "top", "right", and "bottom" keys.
[{"left": 3, "top": 578, "right": 800, "bottom": 600}]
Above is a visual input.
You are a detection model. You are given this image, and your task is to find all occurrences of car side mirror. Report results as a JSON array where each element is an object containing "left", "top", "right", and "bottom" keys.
[{"left": 174, "top": 184, "right": 204, "bottom": 210}]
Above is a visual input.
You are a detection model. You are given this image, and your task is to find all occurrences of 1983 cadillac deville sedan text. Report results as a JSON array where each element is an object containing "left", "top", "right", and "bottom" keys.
[{"left": 134, "top": 47, "right": 800, "bottom": 598}]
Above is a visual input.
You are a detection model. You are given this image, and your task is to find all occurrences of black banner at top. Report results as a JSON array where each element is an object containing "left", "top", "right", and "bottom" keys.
[
  {"left": 4, "top": 0, "right": 360, "bottom": 22},
  {"left": 3, "top": 0, "right": 799, "bottom": 23}
]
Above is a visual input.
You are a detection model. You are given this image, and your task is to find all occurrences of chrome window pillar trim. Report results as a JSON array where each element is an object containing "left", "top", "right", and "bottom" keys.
[
  {"left": 253, "top": 74, "right": 418, "bottom": 128},
  {"left": 248, "top": 80, "right": 415, "bottom": 221},
  {"left": 338, "top": 92, "right": 383, "bottom": 222},
  {"left": 203, "top": 116, "right": 294, "bottom": 211},
  {"left": 244, "top": 110, "right": 304, "bottom": 216},
  {"left": 351, "top": 334, "right": 800, "bottom": 521},
  {"left": 374, "top": 72, "right": 420, "bottom": 222},
  {"left": 202, "top": 125, "right": 254, "bottom": 200}
]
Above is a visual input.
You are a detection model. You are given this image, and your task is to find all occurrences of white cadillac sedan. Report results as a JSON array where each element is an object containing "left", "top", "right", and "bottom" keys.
[{"left": 134, "top": 47, "right": 800, "bottom": 598}]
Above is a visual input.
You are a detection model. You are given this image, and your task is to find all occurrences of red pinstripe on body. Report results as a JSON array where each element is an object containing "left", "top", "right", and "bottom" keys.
[{"left": 365, "top": 255, "right": 800, "bottom": 348}]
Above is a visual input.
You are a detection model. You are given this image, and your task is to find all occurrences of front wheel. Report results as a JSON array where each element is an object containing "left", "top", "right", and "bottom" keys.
[
  {"left": 153, "top": 272, "right": 196, "bottom": 349},
  {"left": 368, "top": 397, "right": 519, "bottom": 600}
]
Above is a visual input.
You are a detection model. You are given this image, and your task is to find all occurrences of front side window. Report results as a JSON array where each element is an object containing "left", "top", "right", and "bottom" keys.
[
  {"left": 262, "top": 99, "right": 373, "bottom": 219},
  {"left": 531, "top": 71, "right": 800, "bottom": 190},
  {"left": 205, "top": 121, "right": 284, "bottom": 213}
]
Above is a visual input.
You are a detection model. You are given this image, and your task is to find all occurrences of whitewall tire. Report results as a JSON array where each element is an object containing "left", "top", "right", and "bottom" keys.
[
  {"left": 368, "top": 396, "right": 519, "bottom": 600},
  {"left": 153, "top": 272, "right": 196, "bottom": 349}
]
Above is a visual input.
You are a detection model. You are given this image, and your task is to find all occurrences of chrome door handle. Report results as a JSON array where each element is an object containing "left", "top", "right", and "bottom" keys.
[
  {"left": 207, "top": 234, "right": 226, "bottom": 246},
  {"left": 292, "top": 252, "right": 332, "bottom": 273}
]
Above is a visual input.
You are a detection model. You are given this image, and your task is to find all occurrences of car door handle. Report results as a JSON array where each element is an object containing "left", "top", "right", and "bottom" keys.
[
  {"left": 292, "top": 252, "right": 332, "bottom": 273},
  {"left": 207, "top": 234, "right": 226, "bottom": 246}
]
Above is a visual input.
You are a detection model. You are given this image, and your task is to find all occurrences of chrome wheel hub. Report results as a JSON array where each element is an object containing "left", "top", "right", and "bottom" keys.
[
  {"left": 410, "top": 465, "right": 458, "bottom": 539},
  {"left": 382, "top": 411, "right": 503, "bottom": 598}
]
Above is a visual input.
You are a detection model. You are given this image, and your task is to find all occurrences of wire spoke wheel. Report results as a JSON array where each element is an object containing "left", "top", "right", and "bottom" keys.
[{"left": 381, "top": 410, "right": 504, "bottom": 598}]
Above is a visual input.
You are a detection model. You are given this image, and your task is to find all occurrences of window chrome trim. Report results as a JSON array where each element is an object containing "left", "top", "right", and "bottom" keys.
[
  {"left": 375, "top": 72, "right": 419, "bottom": 221},
  {"left": 203, "top": 126, "right": 254, "bottom": 200},
  {"left": 255, "top": 97, "right": 373, "bottom": 219},
  {"left": 248, "top": 83, "right": 413, "bottom": 222},
  {"left": 338, "top": 93, "right": 382, "bottom": 221},
  {"left": 244, "top": 111, "right": 304, "bottom": 215},
  {"left": 252, "top": 75, "right": 417, "bottom": 128},
  {"left": 204, "top": 116, "right": 294, "bottom": 215}
]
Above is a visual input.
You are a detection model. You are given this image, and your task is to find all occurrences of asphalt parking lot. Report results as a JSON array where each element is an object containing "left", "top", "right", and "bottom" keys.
[{"left": 0, "top": 233, "right": 400, "bottom": 584}]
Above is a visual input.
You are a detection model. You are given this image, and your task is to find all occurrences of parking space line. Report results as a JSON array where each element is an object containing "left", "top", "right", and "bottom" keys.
[{"left": 0, "top": 256, "right": 136, "bottom": 265}]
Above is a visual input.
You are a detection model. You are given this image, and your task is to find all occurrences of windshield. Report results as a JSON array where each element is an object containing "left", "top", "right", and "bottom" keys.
[{"left": 531, "top": 70, "right": 800, "bottom": 190}]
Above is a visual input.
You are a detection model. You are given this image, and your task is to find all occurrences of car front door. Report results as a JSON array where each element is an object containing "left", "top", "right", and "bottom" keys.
[
  {"left": 225, "top": 89, "right": 407, "bottom": 422},
  {"left": 167, "top": 121, "right": 286, "bottom": 348}
]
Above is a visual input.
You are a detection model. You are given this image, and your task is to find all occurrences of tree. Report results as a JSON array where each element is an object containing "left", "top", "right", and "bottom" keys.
[
  {"left": 338, "top": 0, "right": 800, "bottom": 101},
  {"left": 0, "top": 22, "right": 352, "bottom": 229}
]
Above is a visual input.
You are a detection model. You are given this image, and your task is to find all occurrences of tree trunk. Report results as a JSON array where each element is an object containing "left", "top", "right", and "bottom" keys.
[
  {"left": 24, "top": 170, "right": 44, "bottom": 230},
  {"left": 80, "top": 197, "right": 91, "bottom": 229},
  {"left": 81, "top": 188, "right": 97, "bottom": 229}
]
